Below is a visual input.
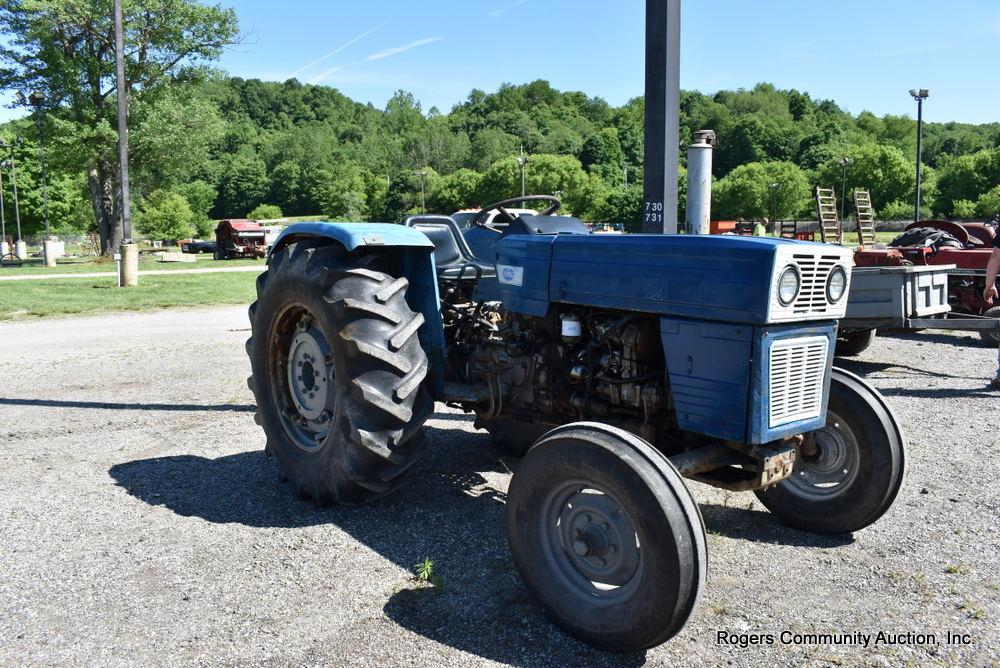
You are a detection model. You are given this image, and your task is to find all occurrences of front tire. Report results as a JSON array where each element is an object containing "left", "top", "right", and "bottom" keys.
[
  {"left": 835, "top": 329, "right": 876, "bottom": 357},
  {"left": 979, "top": 306, "right": 1000, "bottom": 346},
  {"left": 755, "top": 368, "right": 905, "bottom": 533},
  {"left": 246, "top": 241, "right": 432, "bottom": 504},
  {"left": 506, "top": 423, "right": 706, "bottom": 651}
]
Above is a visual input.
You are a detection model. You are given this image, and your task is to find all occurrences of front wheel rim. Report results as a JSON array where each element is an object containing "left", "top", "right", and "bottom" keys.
[
  {"left": 538, "top": 480, "right": 643, "bottom": 607},
  {"left": 784, "top": 409, "right": 861, "bottom": 501}
]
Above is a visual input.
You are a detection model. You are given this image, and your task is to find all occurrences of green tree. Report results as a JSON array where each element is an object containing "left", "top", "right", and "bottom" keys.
[
  {"left": 248, "top": 203, "right": 283, "bottom": 220},
  {"left": 218, "top": 154, "right": 268, "bottom": 218},
  {"left": 428, "top": 168, "right": 482, "bottom": 213},
  {"left": 175, "top": 180, "right": 217, "bottom": 237},
  {"left": 136, "top": 190, "right": 194, "bottom": 240},
  {"left": 469, "top": 128, "right": 518, "bottom": 172},
  {"left": 0, "top": 0, "right": 239, "bottom": 253},
  {"left": 975, "top": 185, "right": 1000, "bottom": 219},
  {"left": 817, "top": 144, "right": 915, "bottom": 214},
  {"left": 713, "top": 161, "right": 811, "bottom": 221}
]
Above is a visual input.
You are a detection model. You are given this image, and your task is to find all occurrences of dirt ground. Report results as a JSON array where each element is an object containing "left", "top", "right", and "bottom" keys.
[{"left": 1, "top": 306, "right": 997, "bottom": 667}]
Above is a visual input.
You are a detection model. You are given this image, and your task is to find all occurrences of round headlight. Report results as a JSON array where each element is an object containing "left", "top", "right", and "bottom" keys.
[
  {"left": 827, "top": 266, "right": 847, "bottom": 303},
  {"left": 777, "top": 266, "right": 800, "bottom": 306}
]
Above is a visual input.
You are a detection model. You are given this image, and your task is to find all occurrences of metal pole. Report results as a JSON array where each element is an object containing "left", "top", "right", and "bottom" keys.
[
  {"left": 642, "top": 0, "right": 681, "bottom": 233},
  {"left": 517, "top": 146, "right": 527, "bottom": 198},
  {"left": 114, "top": 0, "right": 133, "bottom": 242},
  {"left": 686, "top": 130, "right": 714, "bottom": 234},
  {"left": 35, "top": 109, "right": 49, "bottom": 236},
  {"left": 840, "top": 163, "right": 848, "bottom": 222},
  {"left": 914, "top": 97, "right": 923, "bottom": 224},
  {"left": 10, "top": 151, "right": 21, "bottom": 241},
  {"left": 0, "top": 166, "right": 6, "bottom": 250}
]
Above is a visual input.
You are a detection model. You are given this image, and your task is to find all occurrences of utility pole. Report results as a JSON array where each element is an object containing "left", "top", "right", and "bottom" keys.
[
  {"left": 0, "top": 162, "right": 5, "bottom": 257},
  {"left": 416, "top": 170, "right": 428, "bottom": 214},
  {"left": 909, "top": 89, "right": 929, "bottom": 224},
  {"left": 27, "top": 92, "right": 49, "bottom": 237},
  {"left": 642, "top": 0, "right": 681, "bottom": 233},
  {"left": 114, "top": 0, "right": 137, "bottom": 285},
  {"left": 837, "top": 157, "right": 853, "bottom": 223},
  {"left": 516, "top": 146, "right": 528, "bottom": 198}
]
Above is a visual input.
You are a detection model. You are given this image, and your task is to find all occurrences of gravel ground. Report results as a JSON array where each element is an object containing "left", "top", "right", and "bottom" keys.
[{"left": 1, "top": 307, "right": 998, "bottom": 667}]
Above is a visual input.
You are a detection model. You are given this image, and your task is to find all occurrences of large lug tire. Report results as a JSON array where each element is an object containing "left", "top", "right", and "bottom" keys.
[
  {"left": 835, "top": 328, "right": 876, "bottom": 357},
  {"left": 246, "top": 241, "right": 433, "bottom": 505},
  {"left": 506, "top": 422, "right": 706, "bottom": 651},
  {"left": 979, "top": 306, "right": 1000, "bottom": 346},
  {"left": 755, "top": 368, "right": 906, "bottom": 534}
]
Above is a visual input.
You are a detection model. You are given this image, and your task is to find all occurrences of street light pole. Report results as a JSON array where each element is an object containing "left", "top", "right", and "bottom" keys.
[
  {"left": 416, "top": 170, "right": 428, "bottom": 214},
  {"left": 909, "top": 88, "right": 929, "bottom": 224},
  {"left": 516, "top": 145, "right": 528, "bottom": 198},
  {"left": 837, "top": 157, "right": 853, "bottom": 223},
  {"left": 27, "top": 92, "right": 49, "bottom": 237}
]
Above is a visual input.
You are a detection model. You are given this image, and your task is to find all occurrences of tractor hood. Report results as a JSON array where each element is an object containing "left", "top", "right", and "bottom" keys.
[{"left": 493, "top": 233, "right": 852, "bottom": 325}]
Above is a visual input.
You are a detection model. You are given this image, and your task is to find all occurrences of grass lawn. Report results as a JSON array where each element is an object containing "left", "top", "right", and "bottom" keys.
[
  {"left": 0, "top": 255, "right": 265, "bottom": 275},
  {"left": 0, "top": 271, "right": 258, "bottom": 320}
]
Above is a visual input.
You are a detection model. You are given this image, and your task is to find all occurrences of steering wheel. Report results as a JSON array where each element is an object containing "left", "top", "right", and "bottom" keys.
[{"left": 472, "top": 195, "right": 562, "bottom": 231}]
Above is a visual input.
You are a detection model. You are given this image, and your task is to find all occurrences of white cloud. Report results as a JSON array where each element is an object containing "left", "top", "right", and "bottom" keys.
[
  {"left": 365, "top": 37, "right": 442, "bottom": 61},
  {"left": 488, "top": 8, "right": 507, "bottom": 17},
  {"left": 288, "top": 20, "right": 389, "bottom": 78},
  {"left": 309, "top": 66, "right": 342, "bottom": 84}
]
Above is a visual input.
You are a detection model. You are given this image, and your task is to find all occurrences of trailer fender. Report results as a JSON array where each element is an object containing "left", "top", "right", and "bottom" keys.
[{"left": 269, "top": 222, "right": 445, "bottom": 396}]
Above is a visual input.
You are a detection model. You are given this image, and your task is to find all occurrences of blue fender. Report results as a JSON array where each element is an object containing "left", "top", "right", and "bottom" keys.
[{"left": 270, "top": 222, "right": 446, "bottom": 397}]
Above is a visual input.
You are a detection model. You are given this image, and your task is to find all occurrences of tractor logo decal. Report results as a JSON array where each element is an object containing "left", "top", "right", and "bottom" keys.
[{"left": 497, "top": 264, "right": 524, "bottom": 287}]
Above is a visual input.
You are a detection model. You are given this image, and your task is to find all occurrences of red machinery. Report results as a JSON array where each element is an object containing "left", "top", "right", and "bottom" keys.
[
  {"left": 853, "top": 221, "right": 999, "bottom": 341},
  {"left": 215, "top": 219, "right": 267, "bottom": 260}
]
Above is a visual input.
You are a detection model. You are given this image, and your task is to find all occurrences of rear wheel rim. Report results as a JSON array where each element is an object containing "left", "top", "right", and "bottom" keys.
[
  {"left": 539, "top": 480, "right": 643, "bottom": 607},
  {"left": 784, "top": 409, "right": 860, "bottom": 501},
  {"left": 269, "top": 306, "right": 335, "bottom": 452}
]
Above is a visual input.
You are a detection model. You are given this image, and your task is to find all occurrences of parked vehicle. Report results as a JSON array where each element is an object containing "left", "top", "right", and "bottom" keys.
[
  {"left": 854, "top": 219, "right": 1000, "bottom": 345},
  {"left": 214, "top": 219, "right": 267, "bottom": 259},
  {"left": 180, "top": 240, "right": 217, "bottom": 254},
  {"left": 245, "top": 196, "right": 906, "bottom": 651}
]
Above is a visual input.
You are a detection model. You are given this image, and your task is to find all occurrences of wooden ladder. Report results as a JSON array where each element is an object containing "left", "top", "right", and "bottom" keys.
[
  {"left": 814, "top": 187, "right": 842, "bottom": 245},
  {"left": 853, "top": 189, "right": 877, "bottom": 245}
]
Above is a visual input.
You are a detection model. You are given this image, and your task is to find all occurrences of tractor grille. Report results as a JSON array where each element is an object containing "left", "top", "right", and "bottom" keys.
[
  {"left": 791, "top": 254, "right": 842, "bottom": 315},
  {"left": 769, "top": 336, "right": 829, "bottom": 428}
]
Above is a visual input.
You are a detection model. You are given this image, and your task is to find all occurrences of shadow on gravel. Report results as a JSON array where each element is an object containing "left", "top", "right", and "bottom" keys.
[
  {"left": 0, "top": 397, "right": 255, "bottom": 412},
  {"left": 700, "top": 503, "right": 853, "bottom": 548},
  {"left": 835, "top": 359, "right": 979, "bottom": 380},
  {"left": 108, "top": 422, "right": 640, "bottom": 667},
  {"left": 877, "top": 386, "right": 997, "bottom": 399}
]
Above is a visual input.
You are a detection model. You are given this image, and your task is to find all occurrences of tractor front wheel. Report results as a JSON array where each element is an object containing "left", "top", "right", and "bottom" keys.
[
  {"left": 506, "top": 423, "right": 706, "bottom": 651},
  {"left": 246, "top": 241, "right": 432, "bottom": 504},
  {"left": 755, "top": 368, "right": 906, "bottom": 534}
]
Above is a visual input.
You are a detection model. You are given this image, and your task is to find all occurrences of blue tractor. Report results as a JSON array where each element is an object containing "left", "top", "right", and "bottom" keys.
[{"left": 245, "top": 197, "right": 906, "bottom": 651}]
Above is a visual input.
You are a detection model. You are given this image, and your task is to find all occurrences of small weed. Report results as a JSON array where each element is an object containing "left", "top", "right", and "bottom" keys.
[
  {"left": 712, "top": 605, "right": 728, "bottom": 615},
  {"left": 944, "top": 564, "right": 970, "bottom": 575},
  {"left": 722, "top": 491, "right": 733, "bottom": 508},
  {"left": 746, "top": 500, "right": 755, "bottom": 511},
  {"left": 414, "top": 557, "right": 443, "bottom": 587}
]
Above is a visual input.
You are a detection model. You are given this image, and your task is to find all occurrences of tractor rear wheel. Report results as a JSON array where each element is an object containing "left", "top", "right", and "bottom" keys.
[
  {"left": 979, "top": 306, "right": 1000, "bottom": 346},
  {"left": 246, "top": 240, "right": 432, "bottom": 504},
  {"left": 506, "top": 422, "right": 706, "bottom": 651},
  {"left": 755, "top": 368, "right": 906, "bottom": 534}
]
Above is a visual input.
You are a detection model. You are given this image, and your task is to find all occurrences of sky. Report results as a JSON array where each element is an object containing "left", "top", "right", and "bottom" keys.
[{"left": 4, "top": 0, "right": 1000, "bottom": 124}]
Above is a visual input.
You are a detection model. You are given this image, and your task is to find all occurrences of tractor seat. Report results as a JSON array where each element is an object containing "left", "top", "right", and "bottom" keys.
[{"left": 403, "top": 215, "right": 496, "bottom": 281}]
